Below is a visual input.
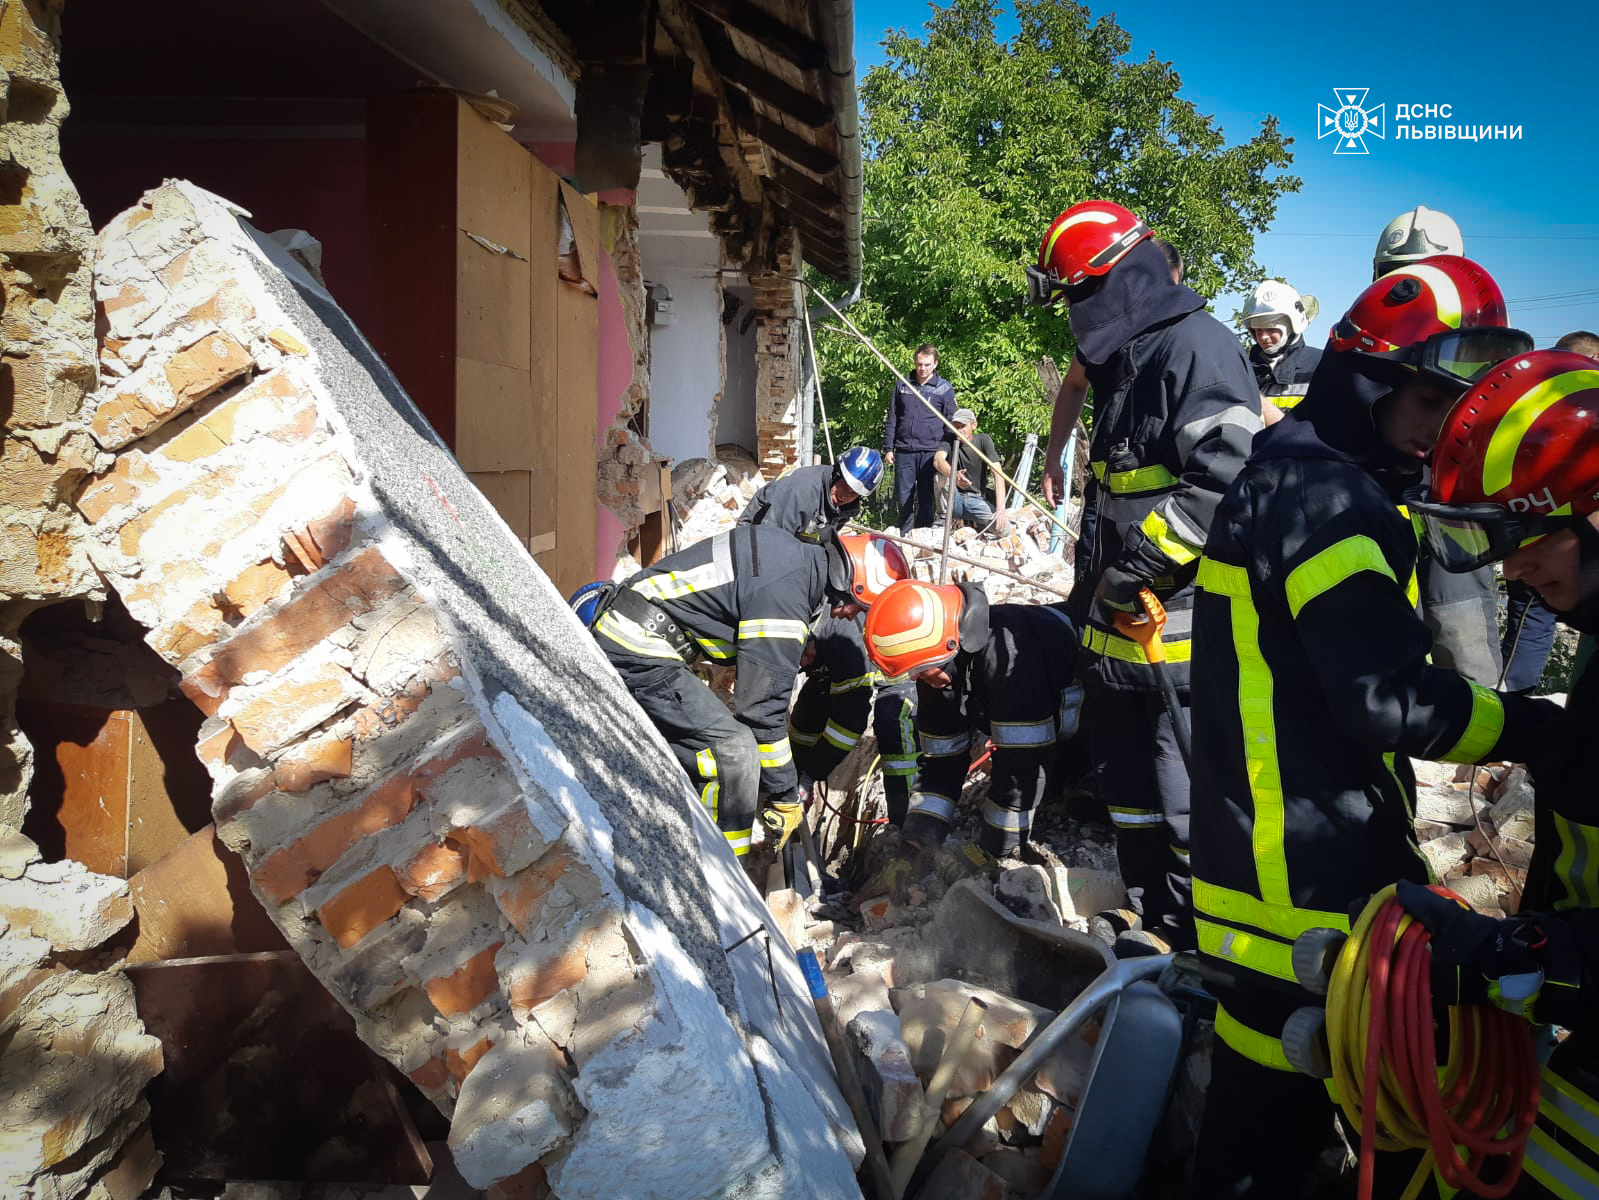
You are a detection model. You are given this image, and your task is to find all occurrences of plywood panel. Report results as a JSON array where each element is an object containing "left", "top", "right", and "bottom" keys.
[
  {"left": 126, "top": 696, "right": 214, "bottom": 876},
  {"left": 456, "top": 100, "right": 531, "bottom": 369},
  {"left": 127, "top": 825, "right": 290, "bottom": 964},
  {"left": 529, "top": 158, "right": 561, "bottom": 554},
  {"left": 454, "top": 358, "right": 537, "bottom": 472},
  {"left": 46, "top": 705, "right": 131, "bottom": 876}
]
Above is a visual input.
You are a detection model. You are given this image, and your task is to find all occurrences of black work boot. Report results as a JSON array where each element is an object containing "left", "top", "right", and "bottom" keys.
[{"left": 1087, "top": 907, "right": 1141, "bottom": 947}]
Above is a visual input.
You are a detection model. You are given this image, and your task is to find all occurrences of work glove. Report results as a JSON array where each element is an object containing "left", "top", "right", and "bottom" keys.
[
  {"left": 758, "top": 787, "right": 805, "bottom": 851},
  {"left": 1394, "top": 879, "right": 1551, "bottom": 1016},
  {"left": 1093, "top": 562, "right": 1146, "bottom": 615}
]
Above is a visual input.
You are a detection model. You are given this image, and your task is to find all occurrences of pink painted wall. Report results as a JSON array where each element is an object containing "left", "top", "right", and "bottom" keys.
[{"left": 594, "top": 244, "right": 634, "bottom": 576}]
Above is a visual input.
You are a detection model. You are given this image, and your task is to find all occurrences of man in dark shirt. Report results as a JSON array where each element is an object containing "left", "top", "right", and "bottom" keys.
[
  {"left": 884, "top": 343, "right": 957, "bottom": 531},
  {"left": 934, "top": 408, "right": 1007, "bottom": 534}
]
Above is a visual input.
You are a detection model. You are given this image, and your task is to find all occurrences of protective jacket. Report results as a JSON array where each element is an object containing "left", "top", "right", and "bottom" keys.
[
  {"left": 905, "top": 586, "right": 1080, "bottom": 855},
  {"left": 1070, "top": 238, "right": 1262, "bottom": 692},
  {"left": 790, "top": 613, "right": 876, "bottom": 783},
  {"left": 1187, "top": 350, "right": 1561, "bottom": 1072},
  {"left": 595, "top": 525, "right": 823, "bottom": 794},
  {"left": 885, "top": 371, "right": 957, "bottom": 452},
  {"left": 739, "top": 463, "right": 858, "bottom": 540},
  {"left": 1248, "top": 337, "right": 1321, "bottom": 410}
]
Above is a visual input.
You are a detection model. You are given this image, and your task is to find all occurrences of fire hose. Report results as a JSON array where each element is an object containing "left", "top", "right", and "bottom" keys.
[{"left": 1309, "top": 885, "right": 1541, "bottom": 1200}]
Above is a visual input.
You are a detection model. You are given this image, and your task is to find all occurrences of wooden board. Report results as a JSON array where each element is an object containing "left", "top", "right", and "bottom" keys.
[
  {"left": 528, "top": 157, "right": 561, "bottom": 562},
  {"left": 125, "top": 696, "right": 213, "bottom": 876},
  {"left": 31, "top": 704, "right": 132, "bottom": 876},
  {"left": 553, "top": 182, "right": 601, "bottom": 596},
  {"left": 455, "top": 99, "right": 531, "bottom": 371},
  {"left": 126, "top": 825, "right": 290, "bottom": 964},
  {"left": 455, "top": 357, "right": 537, "bottom": 472}
]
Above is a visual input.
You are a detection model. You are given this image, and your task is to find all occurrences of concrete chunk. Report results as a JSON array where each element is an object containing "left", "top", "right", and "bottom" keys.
[
  {"left": 846, "top": 1008, "right": 924, "bottom": 1142},
  {"left": 446, "top": 1029, "right": 577, "bottom": 1189},
  {"left": 0, "top": 860, "right": 133, "bottom": 951}
]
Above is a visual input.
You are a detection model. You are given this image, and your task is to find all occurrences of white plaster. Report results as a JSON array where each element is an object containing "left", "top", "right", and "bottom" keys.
[
  {"left": 742, "top": 1035, "right": 866, "bottom": 1200},
  {"left": 490, "top": 692, "right": 615, "bottom": 878},
  {"left": 549, "top": 904, "right": 773, "bottom": 1199},
  {"left": 641, "top": 254, "right": 723, "bottom": 467}
]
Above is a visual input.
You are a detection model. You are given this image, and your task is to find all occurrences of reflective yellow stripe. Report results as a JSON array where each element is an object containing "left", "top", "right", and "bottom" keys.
[
  {"left": 1439, "top": 682, "right": 1505, "bottom": 764},
  {"left": 700, "top": 781, "right": 720, "bottom": 821},
  {"left": 696, "top": 636, "right": 734, "bottom": 660},
  {"left": 695, "top": 748, "right": 718, "bottom": 779},
  {"left": 789, "top": 727, "right": 821, "bottom": 748},
  {"left": 738, "top": 618, "right": 809, "bottom": 642},
  {"left": 823, "top": 720, "right": 861, "bottom": 750},
  {"left": 1224, "top": 571, "right": 1291, "bottom": 905},
  {"left": 1400, "top": 262, "right": 1464, "bottom": 331},
  {"left": 1140, "top": 508, "right": 1201, "bottom": 566},
  {"left": 758, "top": 739, "right": 793, "bottom": 768},
  {"left": 830, "top": 671, "right": 879, "bottom": 694},
  {"left": 1090, "top": 460, "right": 1179, "bottom": 495},
  {"left": 1197, "top": 557, "right": 1250, "bottom": 598},
  {"left": 1197, "top": 919, "right": 1298, "bottom": 984},
  {"left": 1081, "top": 624, "right": 1193, "bottom": 665},
  {"left": 882, "top": 759, "right": 919, "bottom": 776},
  {"left": 596, "top": 610, "right": 684, "bottom": 660},
  {"left": 1484, "top": 369, "right": 1599, "bottom": 494},
  {"left": 634, "top": 558, "right": 735, "bottom": 602},
  {"left": 1525, "top": 1122, "right": 1599, "bottom": 1199},
  {"left": 725, "top": 829, "right": 751, "bottom": 857},
  {"left": 1541, "top": 1068, "right": 1599, "bottom": 1145},
  {"left": 1193, "top": 879, "right": 1350, "bottom": 942},
  {"left": 1552, "top": 811, "right": 1599, "bottom": 912},
  {"left": 1214, "top": 1005, "right": 1293, "bottom": 1072},
  {"left": 1285, "top": 535, "right": 1395, "bottom": 619}
]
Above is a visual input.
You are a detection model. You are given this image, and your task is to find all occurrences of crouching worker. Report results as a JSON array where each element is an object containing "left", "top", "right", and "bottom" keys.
[
  {"left": 1402, "top": 347, "right": 1599, "bottom": 1197},
  {"left": 861, "top": 579, "right": 1080, "bottom": 867},
  {"left": 739, "top": 446, "right": 884, "bottom": 540},
  {"left": 789, "top": 533, "right": 912, "bottom": 804},
  {"left": 592, "top": 525, "right": 896, "bottom": 858}
]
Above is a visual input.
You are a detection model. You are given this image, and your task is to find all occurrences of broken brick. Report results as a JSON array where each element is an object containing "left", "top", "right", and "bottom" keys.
[
  {"left": 164, "top": 330, "right": 253, "bottom": 404},
  {"left": 221, "top": 657, "right": 363, "bottom": 757},
  {"left": 398, "top": 841, "right": 468, "bottom": 902},
  {"left": 317, "top": 865, "right": 409, "bottom": 949},
  {"left": 274, "top": 731, "right": 354, "bottom": 793},
  {"left": 425, "top": 942, "right": 504, "bottom": 1017}
]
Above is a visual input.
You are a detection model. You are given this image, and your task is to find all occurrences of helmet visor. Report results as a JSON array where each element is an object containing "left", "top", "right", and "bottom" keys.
[
  {"left": 1421, "top": 328, "right": 1535, "bottom": 387},
  {"left": 1413, "top": 500, "right": 1583, "bottom": 572},
  {"left": 1025, "top": 264, "right": 1062, "bottom": 307}
]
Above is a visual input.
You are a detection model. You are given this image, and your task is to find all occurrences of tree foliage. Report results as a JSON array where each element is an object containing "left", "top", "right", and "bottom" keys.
[{"left": 815, "top": 0, "right": 1301, "bottom": 467}]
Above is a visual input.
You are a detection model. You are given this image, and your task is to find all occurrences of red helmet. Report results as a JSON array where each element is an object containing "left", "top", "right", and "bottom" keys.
[
  {"left": 862, "top": 580, "right": 964, "bottom": 680},
  {"left": 831, "top": 533, "right": 910, "bottom": 607},
  {"left": 1326, "top": 255, "right": 1530, "bottom": 390},
  {"left": 1417, "top": 349, "right": 1599, "bottom": 571},
  {"left": 1027, "top": 200, "right": 1152, "bottom": 304}
]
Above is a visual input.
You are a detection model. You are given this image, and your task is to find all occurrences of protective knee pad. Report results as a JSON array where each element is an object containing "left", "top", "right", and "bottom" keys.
[{"left": 707, "top": 731, "right": 760, "bottom": 831}]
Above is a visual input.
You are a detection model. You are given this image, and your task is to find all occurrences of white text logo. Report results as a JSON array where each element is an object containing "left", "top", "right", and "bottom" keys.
[{"left": 1319, "top": 88, "right": 1385, "bottom": 155}]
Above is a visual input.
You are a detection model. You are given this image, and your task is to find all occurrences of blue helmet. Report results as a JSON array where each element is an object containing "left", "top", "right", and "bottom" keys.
[
  {"left": 568, "top": 580, "right": 613, "bottom": 629},
  {"left": 836, "top": 447, "right": 884, "bottom": 497}
]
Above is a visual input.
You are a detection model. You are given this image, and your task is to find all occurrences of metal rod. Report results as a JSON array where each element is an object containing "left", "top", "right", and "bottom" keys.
[
  {"left": 802, "top": 292, "right": 835, "bottom": 461},
  {"left": 891, "top": 997, "right": 989, "bottom": 1198},
  {"left": 937, "top": 440, "right": 960, "bottom": 584},
  {"left": 796, "top": 277, "right": 1078, "bottom": 543},
  {"left": 845, "top": 522, "right": 1075, "bottom": 602}
]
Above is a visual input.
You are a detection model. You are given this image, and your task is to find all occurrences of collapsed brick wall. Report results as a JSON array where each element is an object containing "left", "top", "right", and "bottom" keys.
[
  {"left": 594, "top": 203, "right": 653, "bottom": 555},
  {"left": 74, "top": 179, "right": 863, "bottom": 1198},
  {"left": 0, "top": 4, "right": 165, "bottom": 1197},
  {"left": 752, "top": 227, "right": 804, "bottom": 477}
]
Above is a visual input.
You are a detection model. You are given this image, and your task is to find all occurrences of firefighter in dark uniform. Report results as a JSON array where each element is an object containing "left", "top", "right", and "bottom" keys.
[
  {"left": 1239, "top": 279, "right": 1321, "bottom": 417},
  {"left": 1404, "top": 348, "right": 1599, "bottom": 1198},
  {"left": 739, "top": 447, "right": 883, "bottom": 540},
  {"left": 1026, "top": 199, "right": 1262, "bottom": 954},
  {"left": 1185, "top": 256, "right": 1560, "bottom": 1199},
  {"left": 786, "top": 534, "right": 912, "bottom": 817},
  {"left": 592, "top": 525, "right": 873, "bottom": 857},
  {"left": 861, "top": 579, "right": 1080, "bottom": 857}
]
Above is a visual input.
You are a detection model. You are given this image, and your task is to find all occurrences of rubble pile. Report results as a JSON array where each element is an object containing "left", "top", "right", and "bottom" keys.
[
  {"left": 668, "top": 455, "right": 764, "bottom": 550},
  {"left": 890, "top": 512, "right": 1077, "bottom": 606},
  {"left": 1411, "top": 758, "right": 1540, "bottom": 915}
]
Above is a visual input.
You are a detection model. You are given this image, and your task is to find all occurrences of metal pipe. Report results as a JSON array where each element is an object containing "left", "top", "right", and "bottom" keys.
[
  {"left": 1008, "top": 432, "right": 1039, "bottom": 513},
  {"left": 890, "top": 996, "right": 989, "bottom": 1197},
  {"left": 937, "top": 438, "right": 960, "bottom": 583},
  {"left": 910, "top": 956, "right": 1173, "bottom": 1193}
]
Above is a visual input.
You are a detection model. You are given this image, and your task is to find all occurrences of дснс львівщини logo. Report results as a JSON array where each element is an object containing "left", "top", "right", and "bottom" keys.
[{"left": 1319, "top": 89, "right": 1385, "bottom": 154}]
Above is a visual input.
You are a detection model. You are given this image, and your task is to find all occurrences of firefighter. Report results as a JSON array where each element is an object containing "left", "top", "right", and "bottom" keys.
[
  {"left": 1185, "top": 256, "right": 1562, "bottom": 1199},
  {"left": 1239, "top": 279, "right": 1321, "bottom": 417},
  {"left": 1026, "top": 199, "right": 1262, "bottom": 955},
  {"left": 788, "top": 534, "right": 913, "bottom": 815},
  {"left": 592, "top": 525, "right": 893, "bottom": 858},
  {"left": 1403, "top": 348, "right": 1599, "bottom": 1197},
  {"left": 739, "top": 446, "right": 884, "bottom": 540},
  {"left": 1375, "top": 205, "right": 1503, "bottom": 688},
  {"left": 860, "top": 578, "right": 1080, "bottom": 860}
]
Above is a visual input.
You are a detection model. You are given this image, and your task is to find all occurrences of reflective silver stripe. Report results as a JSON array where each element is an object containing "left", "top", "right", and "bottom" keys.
[
  {"left": 1108, "top": 807, "right": 1163, "bottom": 827},
  {"left": 1173, "top": 846, "right": 1191, "bottom": 863},
  {"left": 1270, "top": 382, "right": 1311, "bottom": 397},
  {"left": 908, "top": 792, "right": 957, "bottom": 823},
  {"left": 758, "top": 738, "right": 793, "bottom": 767},
  {"left": 789, "top": 728, "right": 821, "bottom": 748},
  {"left": 1059, "top": 684, "right": 1083, "bottom": 739},
  {"left": 1541, "top": 1069, "right": 1599, "bottom": 1144},
  {"left": 1155, "top": 499, "right": 1207, "bottom": 549},
  {"left": 883, "top": 756, "right": 919, "bottom": 771},
  {"left": 724, "top": 830, "right": 751, "bottom": 855},
  {"left": 739, "top": 618, "right": 809, "bottom": 641},
  {"left": 919, "top": 731, "right": 972, "bottom": 756},
  {"left": 1175, "top": 406, "right": 1264, "bottom": 460},
  {"left": 634, "top": 556, "right": 735, "bottom": 602},
  {"left": 830, "top": 671, "right": 878, "bottom": 694},
  {"left": 1524, "top": 1123, "right": 1599, "bottom": 1197},
  {"left": 696, "top": 636, "right": 734, "bottom": 660},
  {"left": 823, "top": 720, "right": 862, "bottom": 750},
  {"left": 700, "top": 781, "right": 720, "bottom": 820},
  {"left": 981, "top": 800, "right": 1029, "bottom": 832},
  {"left": 990, "top": 719, "right": 1057, "bottom": 748}
]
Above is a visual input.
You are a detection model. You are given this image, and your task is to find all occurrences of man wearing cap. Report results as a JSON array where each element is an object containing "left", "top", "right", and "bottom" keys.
[{"left": 934, "top": 408, "right": 1008, "bottom": 535}]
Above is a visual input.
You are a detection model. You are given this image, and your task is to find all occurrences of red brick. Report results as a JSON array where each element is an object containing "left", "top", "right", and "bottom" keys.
[
  {"left": 281, "top": 494, "right": 356, "bottom": 573},
  {"left": 317, "top": 865, "right": 409, "bottom": 949},
  {"left": 489, "top": 849, "right": 601, "bottom": 935},
  {"left": 397, "top": 840, "right": 467, "bottom": 902},
  {"left": 504, "top": 920, "right": 612, "bottom": 1017},
  {"left": 350, "top": 659, "right": 462, "bottom": 739},
  {"left": 446, "top": 1036, "right": 495, "bottom": 1083},
  {"left": 488, "top": 1162, "right": 551, "bottom": 1200},
  {"left": 184, "top": 545, "right": 410, "bottom": 699},
  {"left": 453, "top": 802, "right": 541, "bottom": 883},
  {"left": 90, "top": 382, "right": 176, "bottom": 450},
  {"left": 223, "top": 559, "right": 298, "bottom": 620},
  {"left": 252, "top": 731, "right": 496, "bottom": 903},
  {"left": 408, "top": 1057, "right": 451, "bottom": 1093},
  {"left": 274, "top": 732, "right": 353, "bottom": 793},
  {"left": 223, "top": 659, "right": 362, "bottom": 757},
  {"left": 75, "top": 454, "right": 161, "bottom": 524},
  {"left": 161, "top": 400, "right": 239, "bottom": 464},
  {"left": 164, "top": 330, "right": 253, "bottom": 405},
  {"left": 118, "top": 464, "right": 245, "bottom": 557},
  {"left": 425, "top": 942, "right": 504, "bottom": 1017}
]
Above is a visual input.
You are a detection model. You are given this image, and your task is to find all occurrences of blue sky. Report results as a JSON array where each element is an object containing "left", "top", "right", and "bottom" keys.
[{"left": 852, "top": 1, "right": 1599, "bottom": 345}]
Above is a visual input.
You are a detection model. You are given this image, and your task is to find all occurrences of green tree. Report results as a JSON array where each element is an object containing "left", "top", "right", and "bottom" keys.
[{"left": 816, "top": 0, "right": 1300, "bottom": 470}]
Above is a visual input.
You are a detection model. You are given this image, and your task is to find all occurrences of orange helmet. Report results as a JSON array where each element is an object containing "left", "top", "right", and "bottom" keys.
[
  {"left": 1027, "top": 200, "right": 1151, "bottom": 304},
  {"left": 863, "top": 579, "right": 965, "bottom": 680},
  {"left": 1326, "top": 255, "right": 1529, "bottom": 390},
  {"left": 1416, "top": 349, "right": 1599, "bottom": 572},
  {"left": 829, "top": 533, "right": 910, "bottom": 607}
]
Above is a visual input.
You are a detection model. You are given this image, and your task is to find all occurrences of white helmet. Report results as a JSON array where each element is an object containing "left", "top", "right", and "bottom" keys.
[
  {"left": 1241, "top": 280, "right": 1312, "bottom": 338},
  {"left": 1373, "top": 205, "right": 1464, "bottom": 278}
]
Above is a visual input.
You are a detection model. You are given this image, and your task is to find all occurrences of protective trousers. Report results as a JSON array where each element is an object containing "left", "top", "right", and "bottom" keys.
[
  {"left": 607, "top": 658, "right": 760, "bottom": 857},
  {"left": 894, "top": 450, "right": 941, "bottom": 531},
  {"left": 874, "top": 681, "right": 919, "bottom": 827},
  {"left": 789, "top": 674, "right": 866, "bottom": 784},
  {"left": 1086, "top": 683, "right": 1192, "bottom": 947}
]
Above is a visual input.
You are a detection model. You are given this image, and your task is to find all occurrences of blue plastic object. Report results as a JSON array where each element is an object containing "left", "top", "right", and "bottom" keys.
[
  {"left": 568, "top": 580, "right": 612, "bottom": 629},
  {"left": 837, "top": 446, "right": 884, "bottom": 497}
]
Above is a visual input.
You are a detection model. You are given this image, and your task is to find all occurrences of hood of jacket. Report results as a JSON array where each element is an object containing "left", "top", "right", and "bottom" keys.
[{"left": 1067, "top": 238, "right": 1206, "bottom": 366}]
